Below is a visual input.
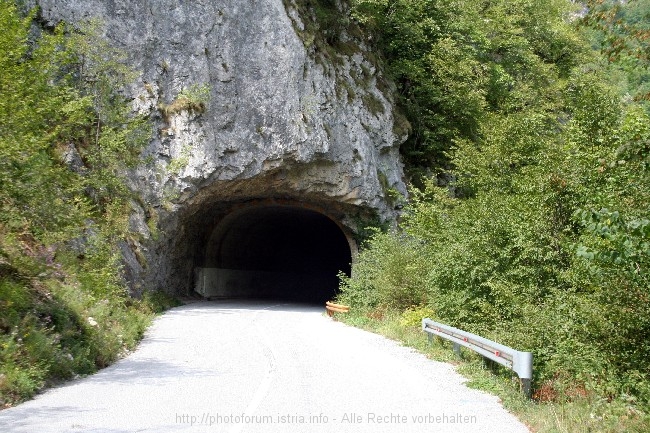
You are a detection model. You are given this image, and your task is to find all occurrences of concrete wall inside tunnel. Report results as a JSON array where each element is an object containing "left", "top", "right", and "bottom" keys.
[{"left": 195, "top": 205, "right": 353, "bottom": 303}]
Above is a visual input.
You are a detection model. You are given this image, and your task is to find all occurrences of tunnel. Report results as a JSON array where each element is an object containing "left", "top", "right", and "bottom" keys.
[{"left": 194, "top": 204, "right": 353, "bottom": 303}]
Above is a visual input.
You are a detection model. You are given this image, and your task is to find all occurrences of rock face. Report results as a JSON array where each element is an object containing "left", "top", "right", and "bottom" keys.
[{"left": 35, "top": 0, "right": 406, "bottom": 296}]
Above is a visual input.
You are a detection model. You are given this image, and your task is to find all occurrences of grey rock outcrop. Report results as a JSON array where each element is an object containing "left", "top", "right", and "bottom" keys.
[{"left": 35, "top": 0, "right": 407, "bottom": 295}]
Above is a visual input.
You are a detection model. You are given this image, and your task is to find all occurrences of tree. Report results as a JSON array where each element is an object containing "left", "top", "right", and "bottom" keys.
[
  {"left": 582, "top": 0, "right": 650, "bottom": 102},
  {"left": 0, "top": 1, "right": 153, "bottom": 406},
  {"left": 342, "top": 0, "right": 650, "bottom": 410},
  {"left": 351, "top": 0, "right": 585, "bottom": 177}
]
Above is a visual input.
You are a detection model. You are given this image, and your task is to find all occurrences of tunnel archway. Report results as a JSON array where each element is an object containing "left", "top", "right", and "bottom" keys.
[{"left": 195, "top": 204, "right": 353, "bottom": 303}]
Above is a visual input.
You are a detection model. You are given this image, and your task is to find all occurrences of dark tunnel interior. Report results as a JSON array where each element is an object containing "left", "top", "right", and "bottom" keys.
[{"left": 199, "top": 205, "right": 352, "bottom": 304}]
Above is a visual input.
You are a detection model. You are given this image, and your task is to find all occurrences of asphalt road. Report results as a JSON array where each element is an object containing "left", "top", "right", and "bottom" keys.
[{"left": 0, "top": 301, "right": 530, "bottom": 432}]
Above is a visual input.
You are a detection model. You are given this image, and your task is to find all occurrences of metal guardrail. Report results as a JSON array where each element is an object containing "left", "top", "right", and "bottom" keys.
[{"left": 422, "top": 318, "right": 533, "bottom": 398}]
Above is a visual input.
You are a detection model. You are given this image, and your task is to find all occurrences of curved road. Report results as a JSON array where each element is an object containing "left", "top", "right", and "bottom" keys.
[{"left": 0, "top": 301, "right": 529, "bottom": 432}]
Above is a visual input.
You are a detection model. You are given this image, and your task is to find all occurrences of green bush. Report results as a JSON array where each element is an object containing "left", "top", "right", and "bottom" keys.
[
  {"left": 341, "top": 0, "right": 650, "bottom": 416},
  {"left": 0, "top": 2, "right": 170, "bottom": 407},
  {"left": 351, "top": 0, "right": 585, "bottom": 173},
  {"left": 338, "top": 230, "right": 430, "bottom": 310}
]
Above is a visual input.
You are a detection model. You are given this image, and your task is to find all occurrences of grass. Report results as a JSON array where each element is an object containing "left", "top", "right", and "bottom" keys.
[
  {"left": 0, "top": 254, "right": 179, "bottom": 409},
  {"left": 336, "top": 308, "right": 650, "bottom": 433},
  {"left": 158, "top": 84, "right": 210, "bottom": 123},
  {"left": 362, "top": 92, "right": 385, "bottom": 116},
  {"left": 158, "top": 98, "right": 205, "bottom": 123}
]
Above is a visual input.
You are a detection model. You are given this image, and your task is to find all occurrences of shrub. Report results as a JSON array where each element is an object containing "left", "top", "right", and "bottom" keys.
[{"left": 0, "top": 2, "right": 170, "bottom": 407}]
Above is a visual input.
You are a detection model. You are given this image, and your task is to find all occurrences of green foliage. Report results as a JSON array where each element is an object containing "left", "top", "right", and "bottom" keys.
[
  {"left": 582, "top": 0, "right": 650, "bottom": 104},
  {"left": 568, "top": 105, "right": 650, "bottom": 403},
  {"left": 339, "top": 231, "right": 430, "bottom": 310},
  {"left": 351, "top": 0, "right": 585, "bottom": 174},
  {"left": 583, "top": 0, "right": 650, "bottom": 63},
  {"left": 340, "top": 0, "right": 650, "bottom": 419},
  {"left": 166, "top": 143, "right": 192, "bottom": 176},
  {"left": 399, "top": 305, "right": 436, "bottom": 328},
  {"left": 285, "top": 0, "right": 360, "bottom": 53},
  {"left": 349, "top": 214, "right": 390, "bottom": 247},
  {"left": 0, "top": 259, "right": 171, "bottom": 406},
  {"left": 0, "top": 2, "right": 166, "bottom": 407}
]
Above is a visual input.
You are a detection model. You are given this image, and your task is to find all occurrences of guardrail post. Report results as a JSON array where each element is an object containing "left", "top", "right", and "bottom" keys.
[
  {"left": 521, "top": 379, "right": 531, "bottom": 399},
  {"left": 513, "top": 350, "right": 533, "bottom": 399},
  {"left": 452, "top": 342, "right": 461, "bottom": 358}
]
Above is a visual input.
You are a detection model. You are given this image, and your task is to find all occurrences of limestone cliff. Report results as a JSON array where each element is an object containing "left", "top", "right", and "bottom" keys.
[{"left": 35, "top": 0, "right": 407, "bottom": 295}]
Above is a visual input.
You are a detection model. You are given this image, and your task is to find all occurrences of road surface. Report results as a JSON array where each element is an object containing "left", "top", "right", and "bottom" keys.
[{"left": 0, "top": 301, "right": 530, "bottom": 432}]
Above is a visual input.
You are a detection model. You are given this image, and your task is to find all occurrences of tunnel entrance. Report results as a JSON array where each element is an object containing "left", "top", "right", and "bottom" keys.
[{"left": 194, "top": 205, "right": 352, "bottom": 303}]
